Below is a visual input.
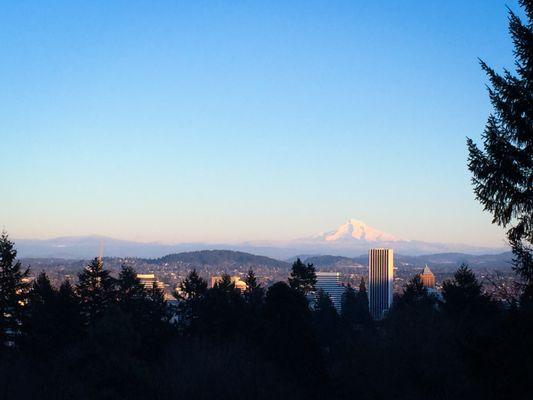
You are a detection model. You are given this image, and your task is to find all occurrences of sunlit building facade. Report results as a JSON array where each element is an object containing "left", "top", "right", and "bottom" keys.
[
  {"left": 316, "top": 272, "right": 343, "bottom": 312},
  {"left": 420, "top": 265, "right": 436, "bottom": 289},
  {"left": 368, "top": 248, "right": 394, "bottom": 320}
]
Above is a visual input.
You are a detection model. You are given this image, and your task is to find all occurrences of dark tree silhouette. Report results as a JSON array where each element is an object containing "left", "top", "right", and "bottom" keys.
[
  {"left": 175, "top": 269, "right": 207, "bottom": 301},
  {"left": 26, "top": 272, "right": 58, "bottom": 353},
  {"left": 243, "top": 268, "right": 264, "bottom": 308},
  {"left": 442, "top": 264, "right": 495, "bottom": 320},
  {"left": 175, "top": 269, "right": 208, "bottom": 333},
  {"left": 56, "top": 279, "right": 83, "bottom": 345},
  {"left": 262, "top": 282, "right": 325, "bottom": 395},
  {"left": 288, "top": 258, "right": 316, "bottom": 295},
  {"left": 0, "top": 231, "right": 30, "bottom": 347},
  {"left": 313, "top": 289, "right": 339, "bottom": 347},
  {"left": 76, "top": 257, "right": 116, "bottom": 325},
  {"left": 197, "top": 273, "right": 245, "bottom": 338},
  {"left": 355, "top": 277, "right": 371, "bottom": 324},
  {"left": 396, "top": 274, "right": 429, "bottom": 307},
  {"left": 467, "top": 0, "right": 533, "bottom": 295},
  {"left": 341, "top": 284, "right": 358, "bottom": 326},
  {"left": 116, "top": 265, "right": 146, "bottom": 306}
]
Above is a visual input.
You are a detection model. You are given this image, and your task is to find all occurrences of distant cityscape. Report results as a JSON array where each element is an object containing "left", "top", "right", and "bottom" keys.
[{"left": 19, "top": 245, "right": 518, "bottom": 313}]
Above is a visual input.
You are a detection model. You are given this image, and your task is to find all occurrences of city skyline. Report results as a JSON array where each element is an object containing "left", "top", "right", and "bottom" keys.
[{"left": 1, "top": 1, "right": 521, "bottom": 247}]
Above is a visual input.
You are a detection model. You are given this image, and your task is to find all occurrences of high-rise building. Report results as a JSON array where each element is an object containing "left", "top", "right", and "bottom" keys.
[
  {"left": 420, "top": 265, "right": 436, "bottom": 289},
  {"left": 316, "top": 272, "right": 343, "bottom": 311},
  {"left": 368, "top": 248, "right": 394, "bottom": 320}
]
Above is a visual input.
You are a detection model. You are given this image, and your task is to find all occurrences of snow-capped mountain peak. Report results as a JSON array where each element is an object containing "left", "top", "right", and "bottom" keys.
[{"left": 316, "top": 219, "right": 399, "bottom": 242}]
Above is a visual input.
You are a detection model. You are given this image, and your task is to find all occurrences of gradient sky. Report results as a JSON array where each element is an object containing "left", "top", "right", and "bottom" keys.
[{"left": 0, "top": 1, "right": 521, "bottom": 247}]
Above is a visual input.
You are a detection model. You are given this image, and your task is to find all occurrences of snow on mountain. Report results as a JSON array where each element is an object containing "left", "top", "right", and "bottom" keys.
[{"left": 313, "top": 219, "right": 399, "bottom": 242}]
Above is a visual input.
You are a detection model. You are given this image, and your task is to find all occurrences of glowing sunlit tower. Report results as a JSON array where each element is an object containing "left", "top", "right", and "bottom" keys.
[
  {"left": 368, "top": 248, "right": 394, "bottom": 320},
  {"left": 420, "top": 265, "right": 436, "bottom": 289}
]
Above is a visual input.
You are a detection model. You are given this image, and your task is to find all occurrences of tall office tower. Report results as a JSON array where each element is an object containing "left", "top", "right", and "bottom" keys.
[
  {"left": 420, "top": 265, "right": 436, "bottom": 289},
  {"left": 316, "top": 272, "right": 343, "bottom": 312},
  {"left": 368, "top": 248, "right": 394, "bottom": 320}
]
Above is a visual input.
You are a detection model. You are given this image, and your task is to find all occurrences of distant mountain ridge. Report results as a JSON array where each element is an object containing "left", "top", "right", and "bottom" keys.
[
  {"left": 13, "top": 218, "right": 507, "bottom": 259},
  {"left": 151, "top": 250, "right": 288, "bottom": 269},
  {"left": 285, "top": 219, "right": 506, "bottom": 257}
]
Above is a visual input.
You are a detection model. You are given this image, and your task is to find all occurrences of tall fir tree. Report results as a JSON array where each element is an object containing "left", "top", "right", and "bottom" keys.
[
  {"left": 313, "top": 289, "right": 339, "bottom": 347},
  {"left": 442, "top": 264, "right": 495, "bottom": 319},
  {"left": 116, "top": 265, "right": 146, "bottom": 311},
  {"left": 398, "top": 274, "right": 428, "bottom": 305},
  {"left": 76, "top": 257, "right": 116, "bottom": 325},
  {"left": 243, "top": 268, "right": 264, "bottom": 308},
  {"left": 467, "top": 0, "right": 533, "bottom": 296},
  {"left": 354, "top": 277, "right": 371, "bottom": 324},
  {"left": 341, "top": 284, "right": 358, "bottom": 325},
  {"left": 26, "top": 272, "right": 62, "bottom": 354},
  {"left": 175, "top": 269, "right": 207, "bottom": 301},
  {"left": 288, "top": 258, "right": 317, "bottom": 295},
  {"left": 0, "top": 231, "right": 30, "bottom": 347},
  {"left": 56, "top": 279, "right": 83, "bottom": 346},
  {"left": 175, "top": 269, "right": 208, "bottom": 332}
]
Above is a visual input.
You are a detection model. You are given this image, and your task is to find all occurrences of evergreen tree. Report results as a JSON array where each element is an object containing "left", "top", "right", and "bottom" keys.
[
  {"left": 313, "top": 289, "right": 339, "bottom": 347},
  {"left": 398, "top": 274, "right": 428, "bottom": 306},
  {"left": 56, "top": 279, "right": 83, "bottom": 346},
  {"left": 175, "top": 269, "right": 207, "bottom": 301},
  {"left": 341, "top": 284, "right": 357, "bottom": 322},
  {"left": 0, "top": 231, "right": 30, "bottom": 347},
  {"left": 175, "top": 269, "right": 208, "bottom": 332},
  {"left": 213, "top": 273, "right": 236, "bottom": 292},
  {"left": 198, "top": 273, "right": 245, "bottom": 338},
  {"left": 354, "top": 277, "right": 371, "bottom": 323},
  {"left": 467, "top": 0, "right": 533, "bottom": 295},
  {"left": 243, "top": 268, "right": 264, "bottom": 307},
  {"left": 442, "top": 264, "right": 495, "bottom": 319},
  {"left": 30, "top": 272, "right": 55, "bottom": 305},
  {"left": 262, "top": 282, "right": 325, "bottom": 393},
  {"left": 26, "top": 272, "right": 60, "bottom": 354},
  {"left": 142, "top": 281, "right": 171, "bottom": 348},
  {"left": 76, "top": 257, "right": 116, "bottom": 325},
  {"left": 117, "top": 265, "right": 145, "bottom": 304},
  {"left": 288, "top": 258, "right": 316, "bottom": 295}
]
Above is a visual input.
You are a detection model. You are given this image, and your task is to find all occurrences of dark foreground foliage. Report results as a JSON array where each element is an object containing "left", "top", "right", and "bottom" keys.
[{"left": 1, "top": 231, "right": 533, "bottom": 400}]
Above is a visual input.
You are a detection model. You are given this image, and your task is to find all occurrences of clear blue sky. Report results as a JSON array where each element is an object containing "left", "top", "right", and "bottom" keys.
[{"left": 0, "top": 0, "right": 520, "bottom": 247}]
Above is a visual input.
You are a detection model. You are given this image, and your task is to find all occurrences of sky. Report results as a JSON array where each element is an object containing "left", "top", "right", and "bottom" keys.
[{"left": 0, "top": 0, "right": 522, "bottom": 247}]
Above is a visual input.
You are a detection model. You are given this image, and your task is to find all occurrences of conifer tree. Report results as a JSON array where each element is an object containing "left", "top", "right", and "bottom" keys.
[
  {"left": 288, "top": 258, "right": 317, "bottom": 295},
  {"left": 175, "top": 269, "right": 208, "bottom": 332},
  {"left": 313, "top": 289, "right": 339, "bottom": 346},
  {"left": 175, "top": 269, "right": 207, "bottom": 301},
  {"left": 56, "top": 279, "right": 83, "bottom": 345},
  {"left": 30, "top": 272, "right": 55, "bottom": 304},
  {"left": 116, "top": 265, "right": 146, "bottom": 310},
  {"left": 467, "top": 0, "right": 533, "bottom": 294},
  {"left": 354, "top": 277, "right": 371, "bottom": 323},
  {"left": 26, "top": 272, "right": 60, "bottom": 353},
  {"left": 442, "top": 264, "right": 494, "bottom": 318},
  {"left": 341, "top": 284, "right": 358, "bottom": 325},
  {"left": 0, "top": 231, "right": 30, "bottom": 347},
  {"left": 144, "top": 281, "right": 171, "bottom": 334},
  {"left": 76, "top": 257, "right": 116, "bottom": 325},
  {"left": 213, "top": 273, "right": 236, "bottom": 292},
  {"left": 243, "top": 268, "right": 264, "bottom": 308},
  {"left": 401, "top": 275, "right": 428, "bottom": 304}
]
